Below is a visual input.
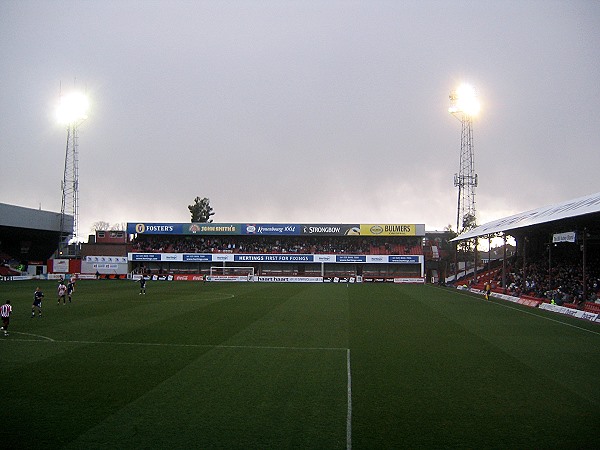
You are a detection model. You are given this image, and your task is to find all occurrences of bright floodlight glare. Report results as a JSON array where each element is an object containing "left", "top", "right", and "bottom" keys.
[
  {"left": 448, "top": 83, "right": 480, "bottom": 117},
  {"left": 56, "top": 92, "right": 89, "bottom": 124}
]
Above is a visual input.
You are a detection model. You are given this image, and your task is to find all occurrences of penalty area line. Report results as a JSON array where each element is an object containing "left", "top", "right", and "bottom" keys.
[
  {"left": 346, "top": 348, "right": 352, "bottom": 450},
  {"left": 3, "top": 338, "right": 349, "bottom": 352},
  {"left": 3, "top": 334, "right": 353, "bottom": 448}
]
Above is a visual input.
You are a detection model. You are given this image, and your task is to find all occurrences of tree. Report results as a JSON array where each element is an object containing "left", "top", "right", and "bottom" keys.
[
  {"left": 90, "top": 221, "right": 111, "bottom": 233},
  {"left": 444, "top": 224, "right": 456, "bottom": 236},
  {"left": 188, "top": 197, "right": 214, "bottom": 223},
  {"left": 461, "top": 213, "right": 477, "bottom": 232},
  {"left": 90, "top": 221, "right": 125, "bottom": 233},
  {"left": 436, "top": 226, "right": 458, "bottom": 280}
]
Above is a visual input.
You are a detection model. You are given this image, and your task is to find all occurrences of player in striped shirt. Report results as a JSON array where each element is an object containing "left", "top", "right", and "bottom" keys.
[
  {"left": 58, "top": 282, "right": 67, "bottom": 305},
  {"left": 1, "top": 300, "right": 12, "bottom": 336}
]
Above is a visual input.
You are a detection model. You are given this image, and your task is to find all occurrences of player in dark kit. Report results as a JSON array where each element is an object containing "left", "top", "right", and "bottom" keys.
[
  {"left": 32, "top": 287, "right": 44, "bottom": 318},
  {"left": 139, "top": 276, "right": 147, "bottom": 295},
  {"left": 67, "top": 280, "right": 75, "bottom": 303}
]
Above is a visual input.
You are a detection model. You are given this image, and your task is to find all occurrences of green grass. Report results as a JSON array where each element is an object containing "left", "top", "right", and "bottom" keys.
[{"left": 1, "top": 280, "right": 599, "bottom": 449}]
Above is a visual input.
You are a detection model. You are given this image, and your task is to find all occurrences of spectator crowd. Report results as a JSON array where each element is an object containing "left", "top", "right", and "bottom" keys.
[
  {"left": 493, "top": 258, "right": 600, "bottom": 305},
  {"left": 129, "top": 235, "right": 423, "bottom": 256}
]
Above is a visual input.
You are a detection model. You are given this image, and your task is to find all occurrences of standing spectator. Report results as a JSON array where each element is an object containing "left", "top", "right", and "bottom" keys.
[
  {"left": 1, "top": 300, "right": 12, "bottom": 336},
  {"left": 33, "top": 287, "right": 44, "bottom": 317},
  {"left": 58, "top": 282, "right": 67, "bottom": 305}
]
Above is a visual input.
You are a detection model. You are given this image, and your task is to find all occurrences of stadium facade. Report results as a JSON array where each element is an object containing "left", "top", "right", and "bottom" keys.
[
  {"left": 3, "top": 192, "right": 598, "bottom": 294},
  {"left": 125, "top": 222, "right": 426, "bottom": 282}
]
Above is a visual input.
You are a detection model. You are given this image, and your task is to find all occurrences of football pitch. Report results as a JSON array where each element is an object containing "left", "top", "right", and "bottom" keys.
[{"left": 1, "top": 280, "right": 599, "bottom": 449}]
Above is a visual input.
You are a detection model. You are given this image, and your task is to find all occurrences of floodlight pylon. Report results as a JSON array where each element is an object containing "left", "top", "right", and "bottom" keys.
[
  {"left": 449, "top": 85, "right": 479, "bottom": 233},
  {"left": 58, "top": 123, "right": 80, "bottom": 255},
  {"left": 57, "top": 89, "right": 88, "bottom": 256}
]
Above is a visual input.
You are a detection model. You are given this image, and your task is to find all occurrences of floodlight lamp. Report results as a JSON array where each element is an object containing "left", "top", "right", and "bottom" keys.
[
  {"left": 448, "top": 83, "right": 480, "bottom": 117},
  {"left": 56, "top": 92, "right": 89, "bottom": 124}
]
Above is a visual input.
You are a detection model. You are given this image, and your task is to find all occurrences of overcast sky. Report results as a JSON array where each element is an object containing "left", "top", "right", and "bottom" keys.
[{"left": 1, "top": 0, "right": 599, "bottom": 241}]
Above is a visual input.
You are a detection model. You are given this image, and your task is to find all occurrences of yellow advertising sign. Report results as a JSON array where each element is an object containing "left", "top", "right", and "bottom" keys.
[{"left": 360, "top": 224, "right": 416, "bottom": 236}]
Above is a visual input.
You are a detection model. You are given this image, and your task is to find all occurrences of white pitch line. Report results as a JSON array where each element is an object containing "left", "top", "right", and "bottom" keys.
[
  {"left": 490, "top": 301, "right": 600, "bottom": 336},
  {"left": 10, "top": 331, "right": 55, "bottom": 341},
  {"left": 1, "top": 337, "right": 348, "bottom": 352},
  {"left": 48, "top": 340, "right": 350, "bottom": 352},
  {"left": 89, "top": 293, "right": 236, "bottom": 303},
  {"left": 346, "top": 348, "right": 352, "bottom": 450},
  {"left": 433, "top": 286, "right": 600, "bottom": 336},
  {"left": 2, "top": 336, "right": 353, "bottom": 445}
]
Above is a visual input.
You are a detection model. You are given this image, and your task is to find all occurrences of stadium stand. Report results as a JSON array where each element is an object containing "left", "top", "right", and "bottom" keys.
[
  {"left": 0, "top": 203, "right": 72, "bottom": 274},
  {"left": 451, "top": 192, "right": 600, "bottom": 308}
]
